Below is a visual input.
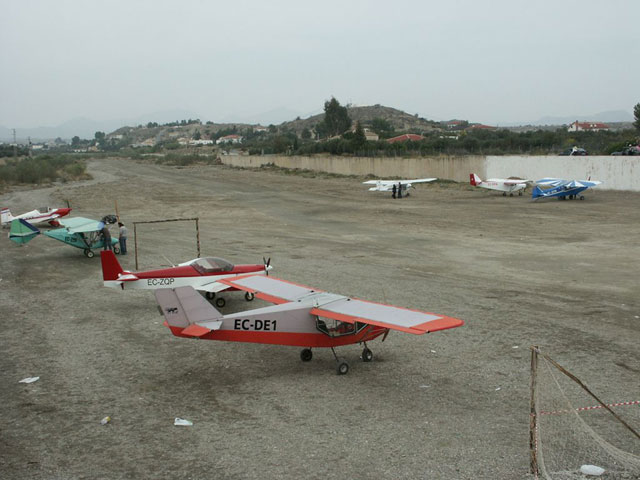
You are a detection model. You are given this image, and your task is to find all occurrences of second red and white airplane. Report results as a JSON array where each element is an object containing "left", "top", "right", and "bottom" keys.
[
  {"left": 469, "top": 173, "right": 530, "bottom": 196},
  {"left": 101, "top": 251, "right": 272, "bottom": 307},
  {"left": 1, "top": 206, "right": 72, "bottom": 227}
]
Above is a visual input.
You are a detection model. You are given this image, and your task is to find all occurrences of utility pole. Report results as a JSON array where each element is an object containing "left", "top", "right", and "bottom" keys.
[{"left": 12, "top": 129, "right": 17, "bottom": 157}]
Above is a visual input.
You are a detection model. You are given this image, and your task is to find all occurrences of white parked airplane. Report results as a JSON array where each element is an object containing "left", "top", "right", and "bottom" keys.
[
  {"left": 469, "top": 173, "right": 530, "bottom": 196},
  {"left": 1, "top": 206, "right": 71, "bottom": 227},
  {"left": 363, "top": 178, "right": 437, "bottom": 196}
]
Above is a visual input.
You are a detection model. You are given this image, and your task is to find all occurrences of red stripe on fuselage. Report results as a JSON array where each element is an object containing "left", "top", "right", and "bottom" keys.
[
  {"left": 167, "top": 325, "right": 386, "bottom": 347},
  {"left": 132, "top": 264, "right": 264, "bottom": 279}
]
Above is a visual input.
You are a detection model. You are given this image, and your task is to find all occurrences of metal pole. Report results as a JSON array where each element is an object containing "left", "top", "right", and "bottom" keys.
[
  {"left": 195, "top": 218, "right": 200, "bottom": 257},
  {"left": 134, "top": 223, "right": 139, "bottom": 270}
]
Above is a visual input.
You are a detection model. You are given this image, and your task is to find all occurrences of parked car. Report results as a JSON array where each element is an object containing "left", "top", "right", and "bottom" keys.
[
  {"left": 559, "top": 147, "right": 588, "bottom": 156},
  {"left": 611, "top": 145, "right": 640, "bottom": 156}
]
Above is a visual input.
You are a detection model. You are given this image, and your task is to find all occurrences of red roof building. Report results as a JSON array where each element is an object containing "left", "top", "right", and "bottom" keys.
[
  {"left": 567, "top": 121, "right": 609, "bottom": 132},
  {"left": 387, "top": 134, "right": 424, "bottom": 144}
]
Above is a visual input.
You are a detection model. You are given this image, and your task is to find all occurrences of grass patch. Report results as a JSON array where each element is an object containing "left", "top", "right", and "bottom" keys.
[{"left": 0, "top": 155, "right": 89, "bottom": 191}]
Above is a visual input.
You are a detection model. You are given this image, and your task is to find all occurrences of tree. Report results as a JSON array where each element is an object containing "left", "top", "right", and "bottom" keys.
[
  {"left": 634, "top": 103, "right": 640, "bottom": 133},
  {"left": 352, "top": 121, "right": 367, "bottom": 149},
  {"left": 301, "top": 128, "right": 311, "bottom": 140},
  {"left": 193, "top": 130, "right": 201, "bottom": 140},
  {"left": 94, "top": 131, "right": 106, "bottom": 143},
  {"left": 71, "top": 136, "right": 81, "bottom": 147},
  {"left": 321, "top": 97, "right": 351, "bottom": 138}
]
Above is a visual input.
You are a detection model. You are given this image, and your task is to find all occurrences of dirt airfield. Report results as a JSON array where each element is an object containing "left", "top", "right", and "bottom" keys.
[{"left": 1, "top": 158, "right": 639, "bottom": 479}]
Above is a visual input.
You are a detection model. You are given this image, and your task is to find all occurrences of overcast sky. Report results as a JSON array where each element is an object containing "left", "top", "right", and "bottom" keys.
[{"left": 1, "top": 0, "right": 639, "bottom": 128}]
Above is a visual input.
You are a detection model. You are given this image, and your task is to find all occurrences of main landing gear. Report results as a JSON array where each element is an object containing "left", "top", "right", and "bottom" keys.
[
  {"left": 205, "top": 292, "right": 226, "bottom": 308},
  {"left": 300, "top": 343, "right": 374, "bottom": 375}
]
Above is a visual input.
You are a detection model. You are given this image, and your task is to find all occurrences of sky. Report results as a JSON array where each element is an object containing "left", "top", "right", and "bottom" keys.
[{"left": 1, "top": 0, "right": 639, "bottom": 129}]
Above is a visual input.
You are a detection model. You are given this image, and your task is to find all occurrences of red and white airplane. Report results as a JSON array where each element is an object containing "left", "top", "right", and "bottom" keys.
[
  {"left": 469, "top": 173, "right": 530, "bottom": 196},
  {"left": 1, "top": 206, "right": 72, "bottom": 227},
  {"left": 154, "top": 274, "right": 464, "bottom": 374},
  {"left": 101, "top": 251, "right": 272, "bottom": 307}
]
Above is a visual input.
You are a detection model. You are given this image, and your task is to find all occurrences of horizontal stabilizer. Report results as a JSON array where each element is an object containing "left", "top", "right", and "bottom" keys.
[
  {"left": 155, "top": 286, "right": 224, "bottom": 332},
  {"left": 9, "top": 219, "right": 40, "bottom": 245}
]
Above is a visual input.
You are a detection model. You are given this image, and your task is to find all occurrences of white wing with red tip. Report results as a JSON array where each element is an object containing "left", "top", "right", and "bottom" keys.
[{"left": 219, "top": 275, "right": 463, "bottom": 335}]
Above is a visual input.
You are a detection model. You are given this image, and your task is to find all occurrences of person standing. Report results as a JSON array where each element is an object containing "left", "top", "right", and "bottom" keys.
[
  {"left": 397, "top": 182, "right": 403, "bottom": 199},
  {"left": 118, "top": 222, "right": 128, "bottom": 254},
  {"left": 101, "top": 225, "right": 112, "bottom": 251},
  {"left": 391, "top": 184, "right": 397, "bottom": 199}
]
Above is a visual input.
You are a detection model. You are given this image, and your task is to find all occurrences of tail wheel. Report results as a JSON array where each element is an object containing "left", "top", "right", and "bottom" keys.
[
  {"left": 245, "top": 292, "right": 255, "bottom": 301},
  {"left": 362, "top": 347, "right": 373, "bottom": 362},
  {"left": 300, "top": 348, "right": 313, "bottom": 362},
  {"left": 215, "top": 297, "right": 226, "bottom": 308},
  {"left": 337, "top": 360, "right": 349, "bottom": 375}
]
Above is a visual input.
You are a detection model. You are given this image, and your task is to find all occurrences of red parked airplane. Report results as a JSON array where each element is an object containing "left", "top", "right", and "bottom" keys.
[
  {"left": 100, "top": 250, "right": 272, "bottom": 307},
  {"left": 154, "top": 274, "right": 464, "bottom": 374}
]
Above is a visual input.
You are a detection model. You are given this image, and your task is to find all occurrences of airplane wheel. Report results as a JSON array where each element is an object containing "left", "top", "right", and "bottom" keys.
[
  {"left": 509, "top": 193, "right": 514, "bottom": 197},
  {"left": 215, "top": 297, "right": 226, "bottom": 308},
  {"left": 502, "top": 192, "right": 507, "bottom": 197},
  {"left": 518, "top": 191, "right": 523, "bottom": 196},
  {"left": 205, "top": 292, "right": 215, "bottom": 300},
  {"left": 300, "top": 348, "right": 313, "bottom": 362},
  {"left": 245, "top": 292, "right": 255, "bottom": 301},
  {"left": 362, "top": 347, "right": 373, "bottom": 362},
  {"left": 85, "top": 249, "right": 94, "bottom": 258},
  {"left": 337, "top": 360, "right": 349, "bottom": 375},
  {"left": 579, "top": 195, "right": 585, "bottom": 200},
  {"left": 113, "top": 246, "right": 120, "bottom": 254}
]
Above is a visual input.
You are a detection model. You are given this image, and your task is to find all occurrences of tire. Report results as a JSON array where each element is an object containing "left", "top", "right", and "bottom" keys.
[
  {"left": 300, "top": 348, "right": 313, "bottom": 362},
  {"left": 337, "top": 360, "right": 349, "bottom": 375},
  {"left": 580, "top": 195, "right": 585, "bottom": 201},
  {"left": 215, "top": 297, "right": 226, "bottom": 308},
  {"left": 502, "top": 192, "right": 507, "bottom": 197},
  {"left": 85, "top": 250, "right": 95, "bottom": 258},
  {"left": 113, "top": 246, "right": 120, "bottom": 254},
  {"left": 518, "top": 191, "right": 523, "bottom": 196},
  {"left": 205, "top": 292, "right": 215, "bottom": 300},
  {"left": 245, "top": 292, "right": 255, "bottom": 301},
  {"left": 362, "top": 347, "right": 373, "bottom": 362}
]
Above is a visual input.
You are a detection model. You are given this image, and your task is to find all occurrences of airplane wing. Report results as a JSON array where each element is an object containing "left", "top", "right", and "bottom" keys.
[
  {"left": 363, "top": 178, "right": 437, "bottom": 186},
  {"left": 218, "top": 275, "right": 322, "bottom": 304},
  {"left": 534, "top": 178, "right": 564, "bottom": 186},
  {"left": 220, "top": 275, "right": 463, "bottom": 335},
  {"left": 311, "top": 299, "right": 463, "bottom": 335},
  {"left": 58, "top": 217, "right": 104, "bottom": 233},
  {"left": 400, "top": 178, "right": 437, "bottom": 185},
  {"left": 502, "top": 179, "right": 529, "bottom": 185},
  {"left": 196, "top": 281, "right": 230, "bottom": 294}
]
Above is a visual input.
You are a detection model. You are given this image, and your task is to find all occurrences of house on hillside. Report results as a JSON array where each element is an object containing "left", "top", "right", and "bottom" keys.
[
  {"left": 348, "top": 125, "right": 379, "bottom": 141},
  {"left": 567, "top": 121, "right": 609, "bottom": 132},
  {"left": 216, "top": 134, "right": 243, "bottom": 145},
  {"left": 387, "top": 133, "right": 424, "bottom": 144}
]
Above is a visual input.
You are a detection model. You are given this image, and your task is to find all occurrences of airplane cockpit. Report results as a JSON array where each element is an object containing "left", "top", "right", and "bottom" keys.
[
  {"left": 191, "top": 257, "right": 234, "bottom": 274},
  {"left": 315, "top": 317, "right": 366, "bottom": 337}
]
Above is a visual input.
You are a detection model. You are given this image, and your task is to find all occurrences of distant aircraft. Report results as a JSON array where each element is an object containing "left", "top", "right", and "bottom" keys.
[
  {"left": 363, "top": 178, "right": 437, "bottom": 196},
  {"left": 1, "top": 206, "right": 71, "bottom": 227},
  {"left": 532, "top": 178, "right": 602, "bottom": 201},
  {"left": 11, "top": 216, "right": 120, "bottom": 256},
  {"left": 101, "top": 251, "right": 272, "bottom": 308},
  {"left": 154, "top": 274, "right": 464, "bottom": 374},
  {"left": 469, "top": 173, "right": 530, "bottom": 196}
]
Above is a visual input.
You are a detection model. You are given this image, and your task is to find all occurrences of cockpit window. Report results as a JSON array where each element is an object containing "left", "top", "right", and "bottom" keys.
[
  {"left": 316, "top": 317, "right": 360, "bottom": 337},
  {"left": 191, "top": 257, "right": 234, "bottom": 274}
]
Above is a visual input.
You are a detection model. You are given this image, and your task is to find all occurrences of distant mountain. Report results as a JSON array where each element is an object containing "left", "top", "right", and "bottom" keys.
[
  {"left": 532, "top": 110, "right": 633, "bottom": 126},
  {"left": 0, "top": 109, "right": 203, "bottom": 142}
]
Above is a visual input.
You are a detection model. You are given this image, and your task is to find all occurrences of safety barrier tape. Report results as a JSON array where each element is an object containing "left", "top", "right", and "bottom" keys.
[{"left": 540, "top": 400, "right": 640, "bottom": 416}]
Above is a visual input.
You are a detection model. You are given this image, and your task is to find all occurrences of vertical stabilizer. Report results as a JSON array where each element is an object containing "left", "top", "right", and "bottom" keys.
[
  {"left": 1, "top": 207, "right": 13, "bottom": 225},
  {"left": 100, "top": 250, "right": 125, "bottom": 281},
  {"left": 470, "top": 173, "right": 482, "bottom": 186}
]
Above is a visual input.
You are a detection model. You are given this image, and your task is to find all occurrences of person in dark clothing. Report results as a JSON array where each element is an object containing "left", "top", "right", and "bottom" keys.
[
  {"left": 397, "top": 182, "right": 403, "bottom": 199},
  {"left": 101, "top": 225, "right": 112, "bottom": 250},
  {"left": 392, "top": 184, "right": 397, "bottom": 199}
]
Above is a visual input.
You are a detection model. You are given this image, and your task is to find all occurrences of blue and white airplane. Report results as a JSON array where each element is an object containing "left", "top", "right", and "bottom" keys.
[{"left": 532, "top": 178, "right": 602, "bottom": 201}]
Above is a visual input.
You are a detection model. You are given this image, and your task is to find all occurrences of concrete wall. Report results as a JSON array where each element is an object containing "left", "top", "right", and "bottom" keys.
[
  {"left": 221, "top": 154, "right": 640, "bottom": 191},
  {"left": 486, "top": 156, "right": 640, "bottom": 191},
  {"left": 221, "top": 154, "right": 486, "bottom": 182}
]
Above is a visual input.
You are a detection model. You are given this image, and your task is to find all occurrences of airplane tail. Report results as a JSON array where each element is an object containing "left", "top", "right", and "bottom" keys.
[
  {"left": 101, "top": 250, "right": 124, "bottom": 281},
  {"left": 155, "top": 286, "right": 224, "bottom": 337},
  {"left": 531, "top": 186, "right": 544, "bottom": 200},
  {"left": 470, "top": 173, "right": 482, "bottom": 186},
  {"left": 1, "top": 207, "right": 13, "bottom": 225}
]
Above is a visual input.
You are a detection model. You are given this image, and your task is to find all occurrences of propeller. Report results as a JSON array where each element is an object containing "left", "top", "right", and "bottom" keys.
[{"left": 263, "top": 257, "right": 271, "bottom": 276}]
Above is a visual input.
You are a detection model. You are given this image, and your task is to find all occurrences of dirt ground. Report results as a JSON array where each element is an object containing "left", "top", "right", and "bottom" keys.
[{"left": 1, "top": 158, "right": 639, "bottom": 479}]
